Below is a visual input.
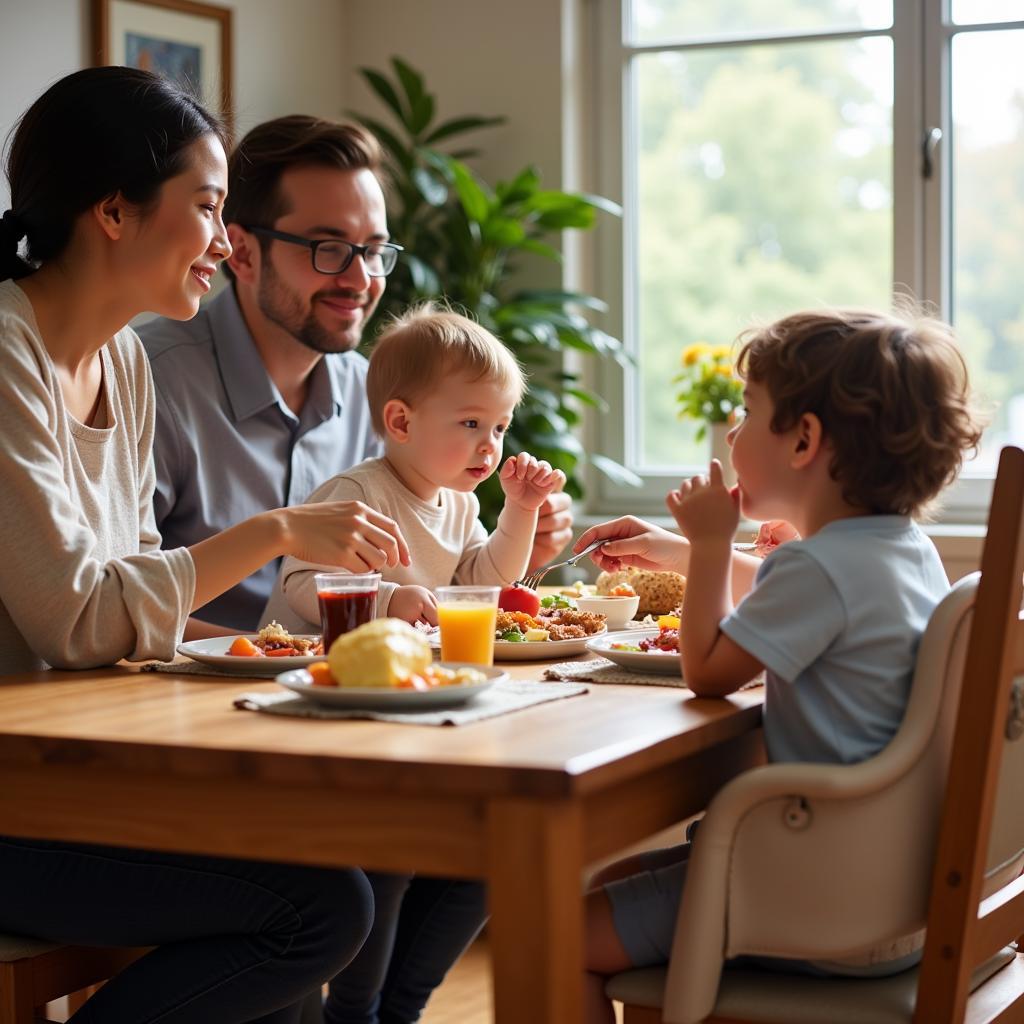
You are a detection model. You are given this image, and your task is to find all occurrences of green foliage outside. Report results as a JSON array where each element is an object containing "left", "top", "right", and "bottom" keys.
[
  {"left": 631, "top": 0, "right": 1024, "bottom": 474},
  {"left": 351, "top": 58, "right": 638, "bottom": 527}
]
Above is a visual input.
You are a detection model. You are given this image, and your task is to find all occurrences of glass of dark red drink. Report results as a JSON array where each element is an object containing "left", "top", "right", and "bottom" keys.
[{"left": 314, "top": 572, "right": 382, "bottom": 654}]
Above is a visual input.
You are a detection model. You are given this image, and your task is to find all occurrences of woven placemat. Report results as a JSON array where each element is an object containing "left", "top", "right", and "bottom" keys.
[
  {"left": 142, "top": 659, "right": 293, "bottom": 681},
  {"left": 543, "top": 657, "right": 686, "bottom": 688},
  {"left": 232, "top": 679, "right": 588, "bottom": 726}
]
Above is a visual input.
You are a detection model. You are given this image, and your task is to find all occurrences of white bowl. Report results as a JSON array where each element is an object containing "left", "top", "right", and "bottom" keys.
[{"left": 575, "top": 594, "right": 641, "bottom": 630}]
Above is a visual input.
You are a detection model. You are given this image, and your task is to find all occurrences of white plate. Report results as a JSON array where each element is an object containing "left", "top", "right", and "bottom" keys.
[
  {"left": 586, "top": 629, "right": 683, "bottom": 677},
  {"left": 428, "top": 627, "right": 606, "bottom": 661},
  {"left": 275, "top": 663, "right": 504, "bottom": 710},
  {"left": 177, "top": 636, "right": 323, "bottom": 676}
]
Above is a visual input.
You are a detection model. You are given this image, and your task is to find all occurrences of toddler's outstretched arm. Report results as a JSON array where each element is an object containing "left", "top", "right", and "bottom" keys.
[{"left": 483, "top": 453, "right": 567, "bottom": 583}]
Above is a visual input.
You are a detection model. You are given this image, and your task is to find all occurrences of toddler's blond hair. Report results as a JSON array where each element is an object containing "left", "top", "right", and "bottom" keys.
[{"left": 366, "top": 304, "right": 526, "bottom": 436}]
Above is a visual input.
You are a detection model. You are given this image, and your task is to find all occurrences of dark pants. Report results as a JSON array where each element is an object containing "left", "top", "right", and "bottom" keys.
[
  {"left": 0, "top": 836, "right": 374, "bottom": 1024},
  {"left": 322, "top": 872, "right": 488, "bottom": 1024}
]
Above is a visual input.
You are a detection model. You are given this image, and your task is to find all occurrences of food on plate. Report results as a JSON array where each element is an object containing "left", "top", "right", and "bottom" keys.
[
  {"left": 610, "top": 622, "right": 680, "bottom": 655},
  {"left": 607, "top": 583, "right": 637, "bottom": 598},
  {"left": 595, "top": 568, "right": 687, "bottom": 616},
  {"left": 227, "top": 621, "right": 323, "bottom": 657},
  {"left": 497, "top": 583, "right": 541, "bottom": 617},
  {"left": 639, "top": 627, "right": 679, "bottom": 653},
  {"left": 558, "top": 580, "right": 594, "bottom": 598},
  {"left": 496, "top": 599, "right": 607, "bottom": 643},
  {"left": 318, "top": 619, "right": 484, "bottom": 689}
]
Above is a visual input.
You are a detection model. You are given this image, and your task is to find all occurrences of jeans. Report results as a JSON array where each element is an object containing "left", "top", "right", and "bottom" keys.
[
  {"left": 322, "top": 872, "right": 488, "bottom": 1024},
  {"left": 0, "top": 836, "right": 374, "bottom": 1024}
]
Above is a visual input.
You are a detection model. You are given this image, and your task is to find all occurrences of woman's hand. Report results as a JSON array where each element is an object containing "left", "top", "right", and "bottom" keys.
[
  {"left": 665, "top": 461, "right": 739, "bottom": 545},
  {"left": 280, "top": 501, "right": 411, "bottom": 571},
  {"left": 573, "top": 516, "right": 688, "bottom": 573},
  {"left": 388, "top": 585, "right": 438, "bottom": 626}
]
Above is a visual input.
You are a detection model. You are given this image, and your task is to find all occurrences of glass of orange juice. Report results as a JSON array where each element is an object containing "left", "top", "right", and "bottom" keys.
[{"left": 435, "top": 585, "right": 500, "bottom": 666}]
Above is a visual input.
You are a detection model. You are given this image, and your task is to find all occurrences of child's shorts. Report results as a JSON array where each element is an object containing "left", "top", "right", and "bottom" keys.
[{"left": 603, "top": 845, "right": 688, "bottom": 967}]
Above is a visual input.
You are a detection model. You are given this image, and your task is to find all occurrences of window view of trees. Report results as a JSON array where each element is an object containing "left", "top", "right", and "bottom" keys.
[{"left": 626, "top": 0, "right": 1024, "bottom": 477}]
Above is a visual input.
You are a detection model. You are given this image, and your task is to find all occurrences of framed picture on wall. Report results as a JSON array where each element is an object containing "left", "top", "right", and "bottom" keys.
[{"left": 91, "top": 0, "right": 233, "bottom": 133}]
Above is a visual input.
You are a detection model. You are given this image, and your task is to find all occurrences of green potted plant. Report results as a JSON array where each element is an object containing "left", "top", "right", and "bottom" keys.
[{"left": 352, "top": 58, "right": 638, "bottom": 526}]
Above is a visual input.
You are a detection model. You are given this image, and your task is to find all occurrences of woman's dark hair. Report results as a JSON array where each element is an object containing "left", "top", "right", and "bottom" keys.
[{"left": 1, "top": 66, "right": 227, "bottom": 281}]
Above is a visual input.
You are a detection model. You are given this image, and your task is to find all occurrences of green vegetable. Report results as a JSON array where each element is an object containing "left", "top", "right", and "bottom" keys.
[
  {"left": 540, "top": 595, "right": 577, "bottom": 610},
  {"left": 499, "top": 629, "right": 526, "bottom": 642}
]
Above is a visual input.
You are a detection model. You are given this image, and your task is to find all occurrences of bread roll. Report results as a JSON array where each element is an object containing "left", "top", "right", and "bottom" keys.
[{"left": 595, "top": 567, "right": 687, "bottom": 616}]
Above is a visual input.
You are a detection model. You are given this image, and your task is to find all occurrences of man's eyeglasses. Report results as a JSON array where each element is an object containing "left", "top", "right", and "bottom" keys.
[{"left": 243, "top": 226, "right": 403, "bottom": 278}]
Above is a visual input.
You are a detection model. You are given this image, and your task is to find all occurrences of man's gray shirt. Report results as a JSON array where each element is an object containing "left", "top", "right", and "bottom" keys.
[{"left": 138, "top": 287, "right": 383, "bottom": 630}]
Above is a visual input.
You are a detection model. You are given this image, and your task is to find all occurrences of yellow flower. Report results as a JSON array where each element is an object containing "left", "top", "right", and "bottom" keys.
[
  {"left": 714, "top": 364, "right": 736, "bottom": 378},
  {"left": 681, "top": 342, "right": 711, "bottom": 366},
  {"left": 711, "top": 344, "right": 732, "bottom": 360}
]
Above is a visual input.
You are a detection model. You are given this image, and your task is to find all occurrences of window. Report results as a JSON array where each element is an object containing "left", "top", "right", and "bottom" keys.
[{"left": 591, "top": 0, "right": 1024, "bottom": 521}]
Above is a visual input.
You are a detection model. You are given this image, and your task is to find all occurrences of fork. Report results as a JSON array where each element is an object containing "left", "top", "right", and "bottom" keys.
[{"left": 515, "top": 539, "right": 606, "bottom": 590}]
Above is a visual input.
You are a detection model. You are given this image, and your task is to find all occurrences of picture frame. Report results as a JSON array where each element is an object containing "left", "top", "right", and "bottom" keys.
[{"left": 91, "top": 0, "right": 233, "bottom": 134}]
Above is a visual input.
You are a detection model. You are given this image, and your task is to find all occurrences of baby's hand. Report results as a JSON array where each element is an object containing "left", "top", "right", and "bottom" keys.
[
  {"left": 499, "top": 453, "right": 566, "bottom": 512},
  {"left": 388, "top": 585, "right": 438, "bottom": 626},
  {"left": 665, "top": 460, "right": 739, "bottom": 544}
]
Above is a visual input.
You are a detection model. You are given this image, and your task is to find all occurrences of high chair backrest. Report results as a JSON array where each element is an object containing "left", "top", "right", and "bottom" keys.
[{"left": 913, "top": 444, "right": 1024, "bottom": 1023}]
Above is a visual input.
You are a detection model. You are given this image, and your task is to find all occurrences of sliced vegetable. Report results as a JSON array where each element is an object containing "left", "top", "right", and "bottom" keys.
[
  {"left": 499, "top": 629, "right": 526, "bottom": 642},
  {"left": 540, "top": 594, "right": 577, "bottom": 610},
  {"left": 228, "top": 636, "right": 262, "bottom": 657},
  {"left": 307, "top": 662, "right": 335, "bottom": 687}
]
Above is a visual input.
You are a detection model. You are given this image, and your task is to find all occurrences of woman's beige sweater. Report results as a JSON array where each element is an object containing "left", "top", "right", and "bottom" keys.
[{"left": 0, "top": 281, "right": 195, "bottom": 674}]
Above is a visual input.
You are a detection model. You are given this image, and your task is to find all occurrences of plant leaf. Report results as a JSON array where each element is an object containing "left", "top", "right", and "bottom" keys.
[
  {"left": 392, "top": 57, "right": 425, "bottom": 109},
  {"left": 350, "top": 114, "right": 412, "bottom": 170},
  {"left": 360, "top": 68, "right": 408, "bottom": 125},
  {"left": 564, "top": 387, "right": 610, "bottom": 412},
  {"left": 424, "top": 115, "right": 505, "bottom": 145},
  {"left": 412, "top": 166, "right": 448, "bottom": 206},
  {"left": 590, "top": 454, "right": 643, "bottom": 487},
  {"left": 410, "top": 92, "right": 435, "bottom": 136},
  {"left": 448, "top": 160, "right": 492, "bottom": 223}
]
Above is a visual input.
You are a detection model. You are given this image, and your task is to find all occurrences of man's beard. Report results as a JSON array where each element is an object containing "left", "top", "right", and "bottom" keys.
[{"left": 256, "top": 258, "right": 369, "bottom": 355}]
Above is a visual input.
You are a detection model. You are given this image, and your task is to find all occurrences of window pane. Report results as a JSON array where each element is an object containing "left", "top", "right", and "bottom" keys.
[
  {"left": 951, "top": 1, "right": 1024, "bottom": 25},
  {"left": 951, "top": 28, "right": 1024, "bottom": 474},
  {"left": 630, "top": 0, "right": 892, "bottom": 45},
  {"left": 632, "top": 37, "right": 893, "bottom": 470}
]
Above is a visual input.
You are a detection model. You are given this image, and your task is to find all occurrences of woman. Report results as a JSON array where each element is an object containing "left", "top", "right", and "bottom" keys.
[{"left": 0, "top": 67, "right": 408, "bottom": 1023}]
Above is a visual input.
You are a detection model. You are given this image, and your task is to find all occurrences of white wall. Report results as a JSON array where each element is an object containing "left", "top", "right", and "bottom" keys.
[
  {"left": 343, "top": 0, "right": 566, "bottom": 196},
  {"left": 0, "top": 0, "right": 348, "bottom": 208}
]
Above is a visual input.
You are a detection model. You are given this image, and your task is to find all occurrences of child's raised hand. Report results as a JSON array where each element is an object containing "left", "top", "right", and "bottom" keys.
[
  {"left": 499, "top": 453, "right": 567, "bottom": 512},
  {"left": 665, "top": 459, "right": 739, "bottom": 544},
  {"left": 388, "top": 585, "right": 438, "bottom": 626}
]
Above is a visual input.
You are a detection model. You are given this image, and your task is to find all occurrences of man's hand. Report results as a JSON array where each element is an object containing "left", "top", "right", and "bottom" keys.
[
  {"left": 499, "top": 453, "right": 566, "bottom": 512},
  {"left": 528, "top": 491, "right": 573, "bottom": 572},
  {"left": 665, "top": 460, "right": 739, "bottom": 544},
  {"left": 388, "top": 585, "right": 438, "bottom": 626}
]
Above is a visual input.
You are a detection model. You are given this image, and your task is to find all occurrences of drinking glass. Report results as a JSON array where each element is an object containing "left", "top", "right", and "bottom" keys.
[
  {"left": 435, "top": 585, "right": 500, "bottom": 666},
  {"left": 315, "top": 572, "right": 381, "bottom": 654}
]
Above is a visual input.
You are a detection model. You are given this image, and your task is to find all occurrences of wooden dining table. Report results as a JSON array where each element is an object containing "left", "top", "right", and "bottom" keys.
[{"left": 0, "top": 652, "right": 763, "bottom": 1023}]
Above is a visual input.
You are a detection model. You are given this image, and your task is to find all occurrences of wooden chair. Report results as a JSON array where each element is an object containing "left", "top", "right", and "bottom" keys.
[
  {"left": 0, "top": 935, "right": 146, "bottom": 1023},
  {"left": 606, "top": 445, "right": 1024, "bottom": 1024}
]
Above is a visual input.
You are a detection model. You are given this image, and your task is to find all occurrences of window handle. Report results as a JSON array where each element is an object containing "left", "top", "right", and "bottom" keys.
[{"left": 922, "top": 127, "right": 943, "bottom": 179}]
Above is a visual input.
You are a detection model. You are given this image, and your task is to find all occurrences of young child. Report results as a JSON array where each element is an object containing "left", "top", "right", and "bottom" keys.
[
  {"left": 575, "top": 307, "right": 984, "bottom": 1023},
  {"left": 264, "top": 304, "right": 565, "bottom": 631},
  {"left": 263, "top": 305, "right": 564, "bottom": 1024}
]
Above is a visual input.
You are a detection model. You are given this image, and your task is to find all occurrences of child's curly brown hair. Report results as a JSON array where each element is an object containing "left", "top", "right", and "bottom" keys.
[{"left": 735, "top": 307, "right": 986, "bottom": 518}]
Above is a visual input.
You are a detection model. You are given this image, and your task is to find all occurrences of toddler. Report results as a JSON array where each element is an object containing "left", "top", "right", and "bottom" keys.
[
  {"left": 576, "top": 307, "right": 985, "bottom": 1023},
  {"left": 265, "top": 304, "right": 564, "bottom": 630}
]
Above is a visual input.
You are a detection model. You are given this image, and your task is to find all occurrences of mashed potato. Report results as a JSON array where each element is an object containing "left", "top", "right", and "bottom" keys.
[{"left": 326, "top": 618, "right": 432, "bottom": 688}]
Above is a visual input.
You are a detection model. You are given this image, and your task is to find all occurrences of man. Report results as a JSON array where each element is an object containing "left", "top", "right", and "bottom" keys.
[{"left": 140, "top": 115, "right": 572, "bottom": 636}]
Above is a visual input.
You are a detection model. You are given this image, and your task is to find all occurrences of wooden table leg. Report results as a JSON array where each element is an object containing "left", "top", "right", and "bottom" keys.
[{"left": 487, "top": 798, "right": 585, "bottom": 1024}]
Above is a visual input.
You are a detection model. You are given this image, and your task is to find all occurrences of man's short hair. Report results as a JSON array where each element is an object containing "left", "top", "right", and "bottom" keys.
[
  {"left": 736, "top": 306, "right": 985, "bottom": 518},
  {"left": 223, "top": 115, "right": 382, "bottom": 280},
  {"left": 366, "top": 304, "right": 527, "bottom": 437}
]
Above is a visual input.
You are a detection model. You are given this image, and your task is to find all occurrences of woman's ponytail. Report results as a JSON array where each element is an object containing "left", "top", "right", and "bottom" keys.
[{"left": 0, "top": 208, "right": 30, "bottom": 282}]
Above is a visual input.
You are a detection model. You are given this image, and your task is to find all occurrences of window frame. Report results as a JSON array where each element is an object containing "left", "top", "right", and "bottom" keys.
[{"left": 587, "top": 0, "right": 1024, "bottom": 524}]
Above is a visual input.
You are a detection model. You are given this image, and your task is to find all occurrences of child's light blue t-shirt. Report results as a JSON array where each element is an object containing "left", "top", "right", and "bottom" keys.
[{"left": 720, "top": 515, "right": 949, "bottom": 765}]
